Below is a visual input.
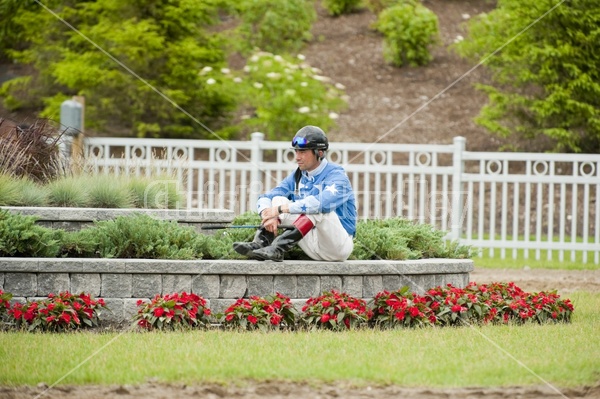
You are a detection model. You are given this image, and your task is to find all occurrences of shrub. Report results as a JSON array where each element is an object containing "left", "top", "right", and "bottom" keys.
[
  {"left": 218, "top": 293, "right": 297, "bottom": 331},
  {"left": 232, "top": 0, "right": 316, "bottom": 55},
  {"left": 322, "top": 0, "right": 362, "bottom": 16},
  {"left": 69, "top": 214, "right": 209, "bottom": 259},
  {"left": 351, "top": 217, "right": 472, "bottom": 260},
  {"left": 133, "top": 292, "right": 212, "bottom": 331},
  {"left": 208, "top": 51, "right": 347, "bottom": 141},
  {"left": 374, "top": 0, "right": 439, "bottom": 67},
  {"left": 299, "top": 290, "right": 372, "bottom": 330},
  {"left": 8, "top": 291, "right": 107, "bottom": 332},
  {"left": 363, "top": 0, "right": 401, "bottom": 14},
  {"left": 0, "top": 209, "right": 62, "bottom": 257}
]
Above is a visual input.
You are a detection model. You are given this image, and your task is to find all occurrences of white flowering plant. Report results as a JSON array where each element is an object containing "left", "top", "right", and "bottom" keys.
[{"left": 200, "top": 51, "right": 348, "bottom": 141}]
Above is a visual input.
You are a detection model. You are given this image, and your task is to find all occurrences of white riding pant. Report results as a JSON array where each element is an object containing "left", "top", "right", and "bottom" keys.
[{"left": 272, "top": 196, "right": 354, "bottom": 262}]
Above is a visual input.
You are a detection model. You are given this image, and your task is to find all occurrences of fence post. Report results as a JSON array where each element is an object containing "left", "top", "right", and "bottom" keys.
[
  {"left": 250, "top": 132, "right": 265, "bottom": 209},
  {"left": 451, "top": 136, "right": 466, "bottom": 241}
]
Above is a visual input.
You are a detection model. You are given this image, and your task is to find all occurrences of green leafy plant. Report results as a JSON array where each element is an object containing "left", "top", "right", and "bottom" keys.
[
  {"left": 218, "top": 293, "right": 297, "bottom": 331},
  {"left": 133, "top": 292, "right": 211, "bottom": 331},
  {"left": 322, "top": 0, "right": 362, "bottom": 17},
  {"left": 0, "top": 209, "right": 62, "bottom": 257},
  {"left": 8, "top": 291, "right": 107, "bottom": 332},
  {"left": 374, "top": 0, "right": 440, "bottom": 67},
  {"left": 299, "top": 290, "right": 372, "bottom": 330}
]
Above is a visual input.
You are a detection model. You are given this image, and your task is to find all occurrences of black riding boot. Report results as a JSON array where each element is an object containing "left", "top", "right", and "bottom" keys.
[
  {"left": 233, "top": 227, "right": 274, "bottom": 258},
  {"left": 251, "top": 227, "right": 304, "bottom": 262}
]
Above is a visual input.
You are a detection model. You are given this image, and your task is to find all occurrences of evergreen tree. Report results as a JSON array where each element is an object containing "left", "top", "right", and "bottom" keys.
[
  {"left": 455, "top": 0, "right": 600, "bottom": 153},
  {"left": 0, "top": 0, "right": 236, "bottom": 138}
]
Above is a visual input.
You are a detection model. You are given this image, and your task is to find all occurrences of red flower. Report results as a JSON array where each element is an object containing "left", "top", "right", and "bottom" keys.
[
  {"left": 203, "top": 309, "right": 211, "bottom": 316},
  {"left": 154, "top": 308, "right": 165, "bottom": 317},
  {"left": 270, "top": 314, "right": 282, "bottom": 325},
  {"left": 394, "top": 311, "right": 405, "bottom": 320},
  {"left": 451, "top": 304, "right": 463, "bottom": 313},
  {"left": 60, "top": 312, "right": 71, "bottom": 323},
  {"left": 320, "top": 314, "right": 331, "bottom": 323},
  {"left": 248, "top": 315, "right": 258, "bottom": 325},
  {"left": 409, "top": 307, "right": 420, "bottom": 317},
  {"left": 225, "top": 314, "right": 235, "bottom": 322}
]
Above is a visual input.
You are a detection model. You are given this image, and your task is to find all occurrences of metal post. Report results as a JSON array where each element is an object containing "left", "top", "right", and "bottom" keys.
[
  {"left": 451, "top": 136, "right": 466, "bottom": 241},
  {"left": 59, "top": 98, "right": 84, "bottom": 164}
]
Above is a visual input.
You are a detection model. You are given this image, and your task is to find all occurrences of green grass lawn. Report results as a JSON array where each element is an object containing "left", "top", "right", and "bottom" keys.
[{"left": 1, "top": 291, "right": 597, "bottom": 389}]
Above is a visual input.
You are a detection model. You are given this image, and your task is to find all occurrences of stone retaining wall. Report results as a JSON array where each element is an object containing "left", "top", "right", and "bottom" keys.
[{"left": 0, "top": 258, "right": 473, "bottom": 324}]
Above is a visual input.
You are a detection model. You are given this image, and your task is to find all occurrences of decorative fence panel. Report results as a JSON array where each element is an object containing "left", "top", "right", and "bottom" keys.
[{"left": 83, "top": 134, "right": 600, "bottom": 264}]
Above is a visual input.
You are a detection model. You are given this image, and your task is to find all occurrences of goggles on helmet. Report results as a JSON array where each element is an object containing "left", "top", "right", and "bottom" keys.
[{"left": 292, "top": 136, "right": 309, "bottom": 148}]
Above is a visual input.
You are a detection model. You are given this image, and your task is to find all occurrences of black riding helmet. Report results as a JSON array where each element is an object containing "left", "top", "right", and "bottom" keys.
[{"left": 291, "top": 125, "right": 329, "bottom": 151}]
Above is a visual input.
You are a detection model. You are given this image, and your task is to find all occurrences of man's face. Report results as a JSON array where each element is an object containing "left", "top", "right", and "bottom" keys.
[{"left": 295, "top": 149, "right": 320, "bottom": 172}]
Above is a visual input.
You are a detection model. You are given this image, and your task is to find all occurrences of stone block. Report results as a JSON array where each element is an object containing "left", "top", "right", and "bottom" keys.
[
  {"left": 132, "top": 274, "right": 162, "bottom": 298},
  {"left": 362, "top": 275, "right": 383, "bottom": 298},
  {"left": 37, "top": 273, "right": 70, "bottom": 296},
  {"left": 192, "top": 275, "right": 220, "bottom": 299},
  {"left": 162, "top": 275, "right": 192, "bottom": 294},
  {"left": 0, "top": 272, "right": 3, "bottom": 290},
  {"left": 0, "top": 259, "right": 38, "bottom": 272},
  {"left": 297, "top": 276, "right": 320, "bottom": 298},
  {"left": 124, "top": 299, "right": 144, "bottom": 322},
  {"left": 70, "top": 274, "right": 101, "bottom": 297},
  {"left": 320, "top": 276, "right": 342, "bottom": 293},
  {"left": 84, "top": 259, "right": 126, "bottom": 273},
  {"left": 41, "top": 259, "right": 83, "bottom": 273},
  {"left": 342, "top": 276, "right": 362, "bottom": 297},
  {"left": 209, "top": 298, "right": 236, "bottom": 316},
  {"left": 247, "top": 276, "right": 273, "bottom": 297},
  {"left": 273, "top": 276, "right": 297, "bottom": 298},
  {"left": 101, "top": 274, "right": 133, "bottom": 297},
  {"left": 220, "top": 275, "right": 247, "bottom": 298},
  {"left": 100, "top": 298, "right": 124, "bottom": 324},
  {"left": 4, "top": 273, "right": 37, "bottom": 296}
]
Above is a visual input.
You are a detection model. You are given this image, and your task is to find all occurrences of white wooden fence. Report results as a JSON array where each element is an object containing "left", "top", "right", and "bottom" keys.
[{"left": 83, "top": 134, "right": 600, "bottom": 264}]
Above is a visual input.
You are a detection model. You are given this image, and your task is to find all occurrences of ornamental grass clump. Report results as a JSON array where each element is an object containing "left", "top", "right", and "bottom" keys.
[
  {"left": 218, "top": 293, "right": 297, "bottom": 331},
  {"left": 299, "top": 290, "right": 372, "bottom": 331},
  {"left": 8, "top": 291, "right": 107, "bottom": 332},
  {"left": 133, "top": 292, "right": 212, "bottom": 331}
]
